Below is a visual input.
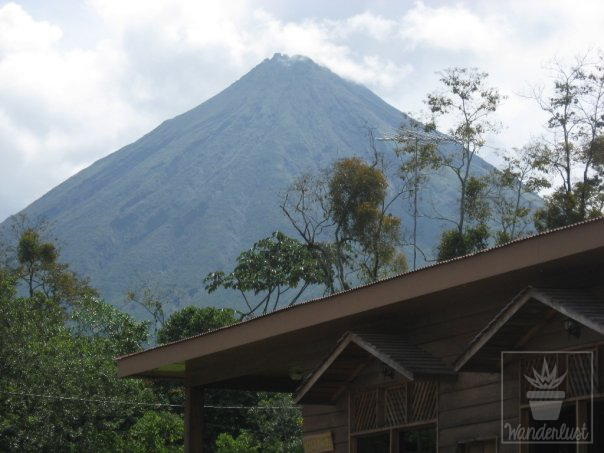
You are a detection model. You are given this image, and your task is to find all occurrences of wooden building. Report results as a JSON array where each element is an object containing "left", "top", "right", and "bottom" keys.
[{"left": 117, "top": 219, "right": 604, "bottom": 452}]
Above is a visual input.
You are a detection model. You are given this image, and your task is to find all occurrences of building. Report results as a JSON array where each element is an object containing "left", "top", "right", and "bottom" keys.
[{"left": 117, "top": 218, "right": 604, "bottom": 452}]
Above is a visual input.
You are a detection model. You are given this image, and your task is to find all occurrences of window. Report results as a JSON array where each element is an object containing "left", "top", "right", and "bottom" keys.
[
  {"left": 353, "top": 426, "right": 437, "bottom": 453},
  {"left": 356, "top": 433, "right": 390, "bottom": 453},
  {"left": 398, "top": 427, "right": 436, "bottom": 453}
]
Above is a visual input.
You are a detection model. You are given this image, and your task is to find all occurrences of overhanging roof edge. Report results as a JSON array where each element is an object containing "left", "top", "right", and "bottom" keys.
[{"left": 117, "top": 218, "right": 604, "bottom": 379}]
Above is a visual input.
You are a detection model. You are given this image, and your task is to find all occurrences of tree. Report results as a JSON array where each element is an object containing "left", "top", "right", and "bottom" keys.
[
  {"left": 213, "top": 393, "right": 303, "bottom": 453},
  {"left": 487, "top": 144, "right": 550, "bottom": 244},
  {"left": 0, "top": 272, "right": 160, "bottom": 452},
  {"left": 423, "top": 67, "right": 504, "bottom": 259},
  {"left": 0, "top": 232, "right": 181, "bottom": 452},
  {"left": 13, "top": 227, "right": 97, "bottom": 306},
  {"left": 394, "top": 121, "right": 441, "bottom": 268},
  {"left": 204, "top": 232, "right": 326, "bottom": 317},
  {"left": 124, "top": 411, "right": 184, "bottom": 453},
  {"left": 281, "top": 156, "right": 405, "bottom": 292},
  {"left": 330, "top": 157, "right": 406, "bottom": 284},
  {"left": 157, "top": 306, "right": 237, "bottom": 344},
  {"left": 530, "top": 53, "right": 604, "bottom": 230},
  {"left": 156, "top": 306, "right": 302, "bottom": 453}
]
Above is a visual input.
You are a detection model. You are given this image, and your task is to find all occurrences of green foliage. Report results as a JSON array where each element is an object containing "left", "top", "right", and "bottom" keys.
[
  {"left": 487, "top": 144, "right": 550, "bottom": 243},
  {"left": 329, "top": 157, "right": 387, "bottom": 242},
  {"left": 14, "top": 227, "right": 97, "bottom": 306},
  {"left": 281, "top": 156, "right": 404, "bottom": 293},
  {"left": 533, "top": 187, "right": 603, "bottom": 232},
  {"left": 124, "top": 411, "right": 184, "bottom": 453},
  {"left": 247, "top": 393, "right": 303, "bottom": 453},
  {"left": 214, "top": 393, "right": 302, "bottom": 453},
  {"left": 0, "top": 234, "right": 176, "bottom": 453},
  {"left": 216, "top": 432, "right": 259, "bottom": 453},
  {"left": 156, "top": 306, "right": 302, "bottom": 452},
  {"left": 330, "top": 157, "right": 404, "bottom": 284},
  {"left": 530, "top": 53, "right": 604, "bottom": 229},
  {"left": 426, "top": 67, "right": 504, "bottom": 259},
  {"left": 0, "top": 275, "right": 156, "bottom": 451},
  {"left": 70, "top": 294, "right": 150, "bottom": 355},
  {"left": 158, "top": 305, "right": 237, "bottom": 344},
  {"left": 437, "top": 224, "right": 490, "bottom": 261},
  {"left": 205, "top": 231, "right": 326, "bottom": 316}
]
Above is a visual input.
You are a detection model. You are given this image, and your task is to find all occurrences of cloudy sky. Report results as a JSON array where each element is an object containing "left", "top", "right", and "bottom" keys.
[{"left": 1, "top": 0, "right": 603, "bottom": 222}]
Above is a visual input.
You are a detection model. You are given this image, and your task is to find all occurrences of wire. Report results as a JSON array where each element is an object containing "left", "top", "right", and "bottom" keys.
[{"left": 0, "top": 390, "right": 300, "bottom": 410}]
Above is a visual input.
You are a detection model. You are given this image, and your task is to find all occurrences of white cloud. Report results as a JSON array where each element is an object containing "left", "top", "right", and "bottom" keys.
[
  {"left": 1, "top": 0, "right": 604, "bottom": 220},
  {"left": 398, "top": 2, "right": 512, "bottom": 53}
]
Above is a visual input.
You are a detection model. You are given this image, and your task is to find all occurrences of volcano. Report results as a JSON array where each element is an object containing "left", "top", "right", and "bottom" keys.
[{"left": 2, "top": 53, "right": 496, "bottom": 312}]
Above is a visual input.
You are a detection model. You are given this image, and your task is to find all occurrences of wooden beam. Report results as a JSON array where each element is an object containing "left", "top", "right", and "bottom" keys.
[
  {"left": 295, "top": 334, "right": 355, "bottom": 403},
  {"left": 185, "top": 386, "right": 204, "bottom": 453},
  {"left": 532, "top": 290, "right": 604, "bottom": 336},
  {"left": 349, "top": 334, "right": 414, "bottom": 380},
  {"left": 205, "top": 375, "right": 297, "bottom": 392},
  {"left": 454, "top": 287, "right": 532, "bottom": 371}
]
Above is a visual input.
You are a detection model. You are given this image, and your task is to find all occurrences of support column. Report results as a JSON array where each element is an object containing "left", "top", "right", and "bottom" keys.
[{"left": 185, "top": 386, "right": 204, "bottom": 453}]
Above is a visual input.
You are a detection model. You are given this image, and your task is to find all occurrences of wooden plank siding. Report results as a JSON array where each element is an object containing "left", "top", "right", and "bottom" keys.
[
  {"left": 438, "top": 364, "right": 519, "bottom": 452},
  {"left": 301, "top": 281, "right": 604, "bottom": 452},
  {"left": 303, "top": 402, "right": 349, "bottom": 453}
]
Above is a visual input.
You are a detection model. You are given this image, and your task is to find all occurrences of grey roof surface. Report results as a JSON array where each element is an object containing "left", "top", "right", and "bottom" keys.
[
  {"left": 295, "top": 331, "right": 454, "bottom": 403},
  {"left": 350, "top": 332, "right": 455, "bottom": 376},
  {"left": 456, "top": 287, "right": 604, "bottom": 371}
]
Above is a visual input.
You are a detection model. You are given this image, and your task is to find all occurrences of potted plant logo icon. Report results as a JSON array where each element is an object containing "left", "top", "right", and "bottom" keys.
[{"left": 525, "top": 358, "right": 567, "bottom": 420}]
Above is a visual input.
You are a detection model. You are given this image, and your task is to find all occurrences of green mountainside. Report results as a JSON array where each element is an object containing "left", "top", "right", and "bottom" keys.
[{"left": 1, "top": 54, "right": 498, "bottom": 313}]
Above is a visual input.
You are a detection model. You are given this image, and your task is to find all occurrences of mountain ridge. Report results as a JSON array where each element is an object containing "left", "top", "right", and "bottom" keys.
[{"left": 1, "top": 53, "right": 497, "bottom": 314}]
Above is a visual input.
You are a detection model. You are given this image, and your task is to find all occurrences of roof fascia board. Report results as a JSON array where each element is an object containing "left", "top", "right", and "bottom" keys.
[
  {"left": 454, "top": 288, "right": 604, "bottom": 371},
  {"left": 532, "top": 291, "right": 604, "bottom": 336},
  {"left": 349, "top": 334, "right": 415, "bottom": 381},
  {"left": 118, "top": 220, "right": 604, "bottom": 378},
  {"left": 294, "top": 332, "right": 415, "bottom": 404},
  {"left": 293, "top": 334, "right": 355, "bottom": 404}
]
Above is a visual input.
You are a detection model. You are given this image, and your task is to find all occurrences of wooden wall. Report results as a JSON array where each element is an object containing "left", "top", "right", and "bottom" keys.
[
  {"left": 301, "top": 279, "right": 604, "bottom": 452},
  {"left": 302, "top": 400, "right": 349, "bottom": 453}
]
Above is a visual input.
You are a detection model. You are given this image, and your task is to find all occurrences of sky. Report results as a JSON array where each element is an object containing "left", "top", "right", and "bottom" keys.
[{"left": 1, "top": 0, "right": 603, "bottom": 222}]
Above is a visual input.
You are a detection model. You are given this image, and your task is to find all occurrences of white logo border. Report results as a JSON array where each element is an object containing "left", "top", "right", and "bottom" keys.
[{"left": 500, "top": 350, "right": 594, "bottom": 445}]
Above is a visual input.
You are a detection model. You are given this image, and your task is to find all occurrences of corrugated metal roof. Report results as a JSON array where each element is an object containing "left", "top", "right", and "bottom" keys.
[
  {"left": 455, "top": 287, "right": 604, "bottom": 371},
  {"left": 117, "top": 217, "right": 604, "bottom": 361},
  {"left": 295, "top": 331, "right": 454, "bottom": 403},
  {"left": 351, "top": 332, "right": 455, "bottom": 376},
  {"left": 472, "top": 287, "right": 604, "bottom": 347}
]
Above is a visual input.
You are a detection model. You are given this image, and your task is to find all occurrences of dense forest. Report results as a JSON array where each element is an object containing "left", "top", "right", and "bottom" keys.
[{"left": 1, "top": 53, "right": 602, "bottom": 451}]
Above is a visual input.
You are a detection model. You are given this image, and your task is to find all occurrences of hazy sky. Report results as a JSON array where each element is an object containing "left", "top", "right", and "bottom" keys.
[{"left": 1, "top": 0, "right": 603, "bottom": 221}]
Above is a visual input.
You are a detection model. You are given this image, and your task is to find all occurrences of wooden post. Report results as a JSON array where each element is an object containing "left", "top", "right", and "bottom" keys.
[{"left": 185, "top": 386, "right": 204, "bottom": 453}]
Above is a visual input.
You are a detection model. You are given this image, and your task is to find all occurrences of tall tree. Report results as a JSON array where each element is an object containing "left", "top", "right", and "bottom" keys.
[
  {"left": 281, "top": 156, "right": 406, "bottom": 292},
  {"left": 487, "top": 144, "right": 550, "bottom": 244},
  {"left": 393, "top": 121, "right": 440, "bottom": 269},
  {"left": 423, "top": 67, "right": 504, "bottom": 259},
  {"left": 530, "top": 53, "right": 604, "bottom": 230}
]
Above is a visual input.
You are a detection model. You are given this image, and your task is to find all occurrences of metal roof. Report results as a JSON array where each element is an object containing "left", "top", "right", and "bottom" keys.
[
  {"left": 116, "top": 217, "right": 604, "bottom": 382},
  {"left": 454, "top": 287, "right": 604, "bottom": 371},
  {"left": 295, "top": 331, "right": 455, "bottom": 404}
]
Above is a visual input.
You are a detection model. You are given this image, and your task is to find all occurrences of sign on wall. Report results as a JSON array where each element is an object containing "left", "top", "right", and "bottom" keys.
[{"left": 303, "top": 431, "right": 334, "bottom": 453}]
